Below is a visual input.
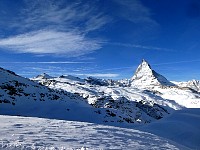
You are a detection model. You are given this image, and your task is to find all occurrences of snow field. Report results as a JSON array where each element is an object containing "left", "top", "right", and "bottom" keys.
[{"left": 0, "top": 115, "right": 188, "bottom": 150}]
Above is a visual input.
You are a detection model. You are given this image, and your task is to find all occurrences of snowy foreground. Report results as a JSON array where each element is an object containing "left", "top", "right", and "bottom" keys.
[{"left": 0, "top": 115, "right": 190, "bottom": 150}]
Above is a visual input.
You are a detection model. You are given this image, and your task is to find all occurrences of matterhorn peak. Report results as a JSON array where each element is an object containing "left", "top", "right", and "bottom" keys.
[
  {"left": 131, "top": 59, "right": 175, "bottom": 87},
  {"left": 142, "top": 59, "right": 148, "bottom": 63},
  {"left": 132, "top": 59, "right": 153, "bottom": 81},
  {"left": 141, "top": 59, "right": 152, "bottom": 68}
]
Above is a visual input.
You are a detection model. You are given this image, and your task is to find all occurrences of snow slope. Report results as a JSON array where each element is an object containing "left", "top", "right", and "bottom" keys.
[
  {"left": 32, "top": 73, "right": 182, "bottom": 124},
  {"left": 152, "top": 86, "right": 200, "bottom": 108},
  {"left": 32, "top": 65, "right": 200, "bottom": 112},
  {"left": 0, "top": 67, "right": 173, "bottom": 125},
  {"left": 0, "top": 67, "right": 115, "bottom": 124},
  {"left": 140, "top": 108, "right": 200, "bottom": 149},
  {"left": 0, "top": 67, "right": 88, "bottom": 114},
  {"left": 0, "top": 115, "right": 189, "bottom": 150}
]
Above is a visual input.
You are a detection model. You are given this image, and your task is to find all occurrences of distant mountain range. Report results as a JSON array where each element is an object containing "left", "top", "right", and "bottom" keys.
[
  {"left": 0, "top": 60, "right": 200, "bottom": 126},
  {"left": 173, "top": 79, "right": 200, "bottom": 92}
]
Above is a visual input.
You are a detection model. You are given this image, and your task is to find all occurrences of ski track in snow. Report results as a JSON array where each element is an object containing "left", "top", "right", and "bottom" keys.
[{"left": 0, "top": 115, "right": 187, "bottom": 150}]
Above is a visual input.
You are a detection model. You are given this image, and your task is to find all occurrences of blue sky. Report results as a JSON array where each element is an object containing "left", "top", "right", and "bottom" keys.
[{"left": 0, "top": 0, "right": 200, "bottom": 81}]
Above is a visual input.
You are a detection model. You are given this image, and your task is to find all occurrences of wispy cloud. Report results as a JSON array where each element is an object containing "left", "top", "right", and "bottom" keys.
[
  {"left": 76, "top": 73, "right": 119, "bottom": 78},
  {"left": 0, "top": 0, "right": 108, "bottom": 56},
  {"left": 0, "top": 0, "right": 158, "bottom": 57},
  {"left": 0, "top": 30, "right": 102, "bottom": 56},
  {"left": 100, "top": 66, "right": 135, "bottom": 71},
  {"left": 12, "top": 0, "right": 109, "bottom": 33},
  {"left": 14, "top": 66, "right": 120, "bottom": 78},
  {"left": 153, "top": 60, "right": 200, "bottom": 65},
  {"left": 112, "top": 0, "right": 158, "bottom": 25},
  {"left": 106, "top": 42, "right": 174, "bottom": 51},
  {"left": 0, "top": 61, "right": 92, "bottom": 64}
]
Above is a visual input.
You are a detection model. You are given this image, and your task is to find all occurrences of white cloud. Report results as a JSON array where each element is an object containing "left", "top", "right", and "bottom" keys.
[
  {"left": 84, "top": 13, "right": 110, "bottom": 33},
  {"left": 76, "top": 73, "right": 119, "bottom": 78},
  {"left": 0, "top": 30, "right": 102, "bottom": 56},
  {"left": 0, "top": 0, "right": 109, "bottom": 56},
  {"left": 107, "top": 42, "right": 174, "bottom": 51},
  {"left": 112, "top": 0, "right": 157, "bottom": 25},
  {"left": 0, "top": 0, "right": 158, "bottom": 57},
  {"left": 0, "top": 61, "right": 92, "bottom": 64},
  {"left": 14, "top": 0, "right": 109, "bottom": 33},
  {"left": 153, "top": 60, "right": 200, "bottom": 65}
]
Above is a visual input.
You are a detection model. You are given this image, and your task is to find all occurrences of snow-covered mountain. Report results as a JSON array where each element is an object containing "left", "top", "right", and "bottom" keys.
[
  {"left": 31, "top": 60, "right": 200, "bottom": 122},
  {"left": 1, "top": 60, "right": 200, "bottom": 149},
  {"left": 0, "top": 66, "right": 173, "bottom": 125},
  {"left": 0, "top": 67, "right": 102, "bottom": 122},
  {"left": 32, "top": 73, "right": 175, "bottom": 124},
  {"left": 173, "top": 79, "right": 200, "bottom": 92},
  {"left": 131, "top": 59, "right": 175, "bottom": 88},
  {"left": 1, "top": 58, "right": 200, "bottom": 126}
]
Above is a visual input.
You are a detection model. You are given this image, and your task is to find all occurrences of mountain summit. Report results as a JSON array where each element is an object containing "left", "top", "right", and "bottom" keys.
[{"left": 131, "top": 59, "right": 175, "bottom": 87}]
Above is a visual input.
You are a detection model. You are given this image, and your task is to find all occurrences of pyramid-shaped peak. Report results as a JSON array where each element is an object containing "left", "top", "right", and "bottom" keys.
[
  {"left": 131, "top": 59, "right": 175, "bottom": 87},
  {"left": 141, "top": 59, "right": 152, "bottom": 67},
  {"left": 132, "top": 59, "right": 153, "bottom": 80}
]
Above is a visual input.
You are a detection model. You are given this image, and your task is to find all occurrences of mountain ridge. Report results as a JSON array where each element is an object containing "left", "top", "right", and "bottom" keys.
[
  {"left": 0, "top": 59, "right": 200, "bottom": 127},
  {"left": 173, "top": 80, "right": 200, "bottom": 92},
  {"left": 1, "top": 66, "right": 174, "bottom": 125}
]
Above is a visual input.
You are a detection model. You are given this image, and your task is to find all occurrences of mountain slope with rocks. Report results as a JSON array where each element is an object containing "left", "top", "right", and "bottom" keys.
[
  {"left": 32, "top": 59, "right": 200, "bottom": 110},
  {"left": 32, "top": 73, "right": 175, "bottom": 124},
  {"left": 173, "top": 80, "right": 200, "bottom": 92},
  {"left": 0, "top": 66, "right": 173, "bottom": 125},
  {"left": 0, "top": 60, "right": 199, "bottom": 126},
  {"left": 0, "top": 67, "right": 104, "bottom": 123}
]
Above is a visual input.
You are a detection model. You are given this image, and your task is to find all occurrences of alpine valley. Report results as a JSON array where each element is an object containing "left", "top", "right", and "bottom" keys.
[{"left": 0, "top": 60, "right": 200, "bottom": 149}]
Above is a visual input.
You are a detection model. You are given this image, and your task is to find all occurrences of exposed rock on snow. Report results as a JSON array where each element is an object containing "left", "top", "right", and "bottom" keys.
[{"left": 0, "top": 67, "right": 171, "bottom": 125}]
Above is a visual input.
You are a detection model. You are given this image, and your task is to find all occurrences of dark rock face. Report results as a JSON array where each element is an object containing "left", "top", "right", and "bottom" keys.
[{"left": 91, "top": 96, "right": 169, "bottom": 123}]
